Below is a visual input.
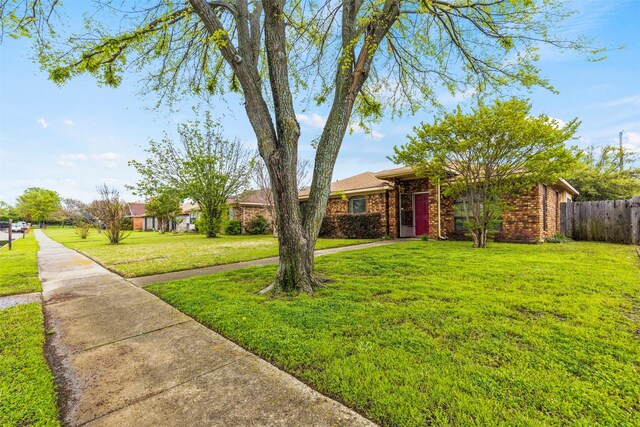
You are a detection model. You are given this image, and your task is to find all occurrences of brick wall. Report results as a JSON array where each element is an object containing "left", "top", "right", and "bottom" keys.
[
  {"left": 497, "top": 184, "right": 561, "bottom": 242},
  {"left": 312, "top": 179, "right": 564, "bottom": 241},
  {"left": 132, "top": 217, "right": 143, "bottom": 231},
  {"left": 231, "top": 204, "right": 273, "bottom": 234},
  {"left": 322, "top": 192, "right": 389, "bottom": 237}
]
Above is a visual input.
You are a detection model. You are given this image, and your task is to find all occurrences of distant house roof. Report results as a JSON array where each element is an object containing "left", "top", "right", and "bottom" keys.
[
  {"left": 180, "top": 203, "right": 200, "bottom": 214},
  {"left": 227, "top": 189, "right": 271, "bottom": 206},
  {"left": 299, "top": 172, "right": 391, "bottom": 199},
  {"left": 128, "top": 202, "right": 146, "bottom": 217}
]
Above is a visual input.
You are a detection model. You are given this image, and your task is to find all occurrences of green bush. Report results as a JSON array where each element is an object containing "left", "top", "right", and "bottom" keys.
[
  {"left": 225, "top": 219, "right": 242, "bottom": 235},
  {"left": 421, "top": 234, "right": 430, "bottom": 241},
  {"left": 121, "top": 216, "right": 133, "bottom": 230},
  {"left": 247, "top": 215, "right": 270, "bottom": 235},
  {"left": 319, "top": 216, "right": 336, "bottom": 238},
  {"left": 335, "top": 213, "right": 383, "bottom": 239},
  {"left": 546, "top": 234, "right": 571, "bottom": 243}
]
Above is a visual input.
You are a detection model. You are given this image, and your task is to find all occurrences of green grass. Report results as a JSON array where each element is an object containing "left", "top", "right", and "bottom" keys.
[
  {"left": 0, "top": 232, "right": 41, "bottom": 297},
  {"left": 44, "top": 227, "right": 374, "bottom": 277},
  {"left": 0, "top": 303, "right": 60, "bottom": 426},
  {"left": 148, "top": 241, "right": 640, "bottom": 426}
]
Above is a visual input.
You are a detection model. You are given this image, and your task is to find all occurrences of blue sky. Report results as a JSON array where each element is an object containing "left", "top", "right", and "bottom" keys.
[{"left": 1, "top": 0, "right": 639, "bottom": 203}]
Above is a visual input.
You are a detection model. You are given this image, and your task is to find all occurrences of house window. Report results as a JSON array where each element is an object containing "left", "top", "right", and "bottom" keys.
[
  {"left": 349, "top": 196, "right": 366, "bottom": 214},
  {"left": 190, "top": 212, "right": 197, "bottom": 222},
  {"left": 228, "top": 208, "right": 233, "bottom": 220},
  {"left": 454, "top": 197, "right": 502, "bottom": 232},
  {"left": 454, "top": 198, "right": 470, "bottom": 233}
]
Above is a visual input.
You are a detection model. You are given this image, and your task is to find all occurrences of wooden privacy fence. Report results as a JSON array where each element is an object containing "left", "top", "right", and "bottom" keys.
[{"left": 560, "top": 196, "right": 640, "bottom": 244}]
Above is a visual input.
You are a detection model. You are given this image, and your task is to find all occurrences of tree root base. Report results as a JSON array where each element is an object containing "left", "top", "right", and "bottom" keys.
[{"left": 257, "top": 274, "right": 326, "bottom": 296}]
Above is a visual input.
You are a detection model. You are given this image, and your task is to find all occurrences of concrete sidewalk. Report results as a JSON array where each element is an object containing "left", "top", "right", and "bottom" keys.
[
  {"left": 36, "top": 230, "right": 374, "bottom": 426},
  {"left": 130, "top": 240, "right": 398, "bottom": 287}
]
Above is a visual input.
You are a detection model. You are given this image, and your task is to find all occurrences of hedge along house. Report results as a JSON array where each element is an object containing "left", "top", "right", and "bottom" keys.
[
  {"left": 299, "top": 172, "right": 394, "bottom": 238},
  {"left": 308, "top": 167, "right": 579, "bottom": 242},
  {"left": 227, "top": 189, "right": 274, "bottom": 234}
]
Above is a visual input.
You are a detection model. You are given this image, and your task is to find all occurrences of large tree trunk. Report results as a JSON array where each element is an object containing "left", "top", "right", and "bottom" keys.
[
  {"left": 190, "top": 0, "right": 399, "bottom": 294},
  {"left": 259, "top": 135, "right": 324, "bottom": 294}
]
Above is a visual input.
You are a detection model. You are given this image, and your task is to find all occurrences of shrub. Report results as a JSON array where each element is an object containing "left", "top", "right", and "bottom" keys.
[
  {"left": 319, "top": 216, "right": 336, "bottom": 238},
  {"left": 225, "top": 219, "right": 242, "bottom": 235},
  {"left": 546, "top": 234, "right": 571, "bottom": 244},
  {"left": 247, "top": 215, "right": 270, "bottom": 235},
  {"left": 335, "top": 213, "right": 383, "bottom": 239},
  {"left": 122, "top": 216, "right": 133, "bottom": 230},
  {"left": 421, "top": 234, "right": 430, "bottom": 241},
  {"left": 74, "top": 221, "right": 92, "bottom": 239}
]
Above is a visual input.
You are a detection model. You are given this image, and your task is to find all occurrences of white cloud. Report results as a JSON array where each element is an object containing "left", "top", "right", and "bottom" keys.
[
  {"left": 624, "top": 131, "right": 640, "bottom": 152},
  {"left": 296, "top": 113, "right": 327, "bottom": 129},
  {"left": 548, "top": 117, "right": 567, "bottom": 129},
  {"left": 349, "top": 123, "right": 385, "bottom": 141},
  {"left": 37, "top": 118, "right": 49, "bottom": 128},
  {"left": 63, "top": 119, "right": 75, "bottom": 126},
  {"left": 91, "top": 152, "right": 123, "bottom": 169},
  {"left": 92, "top": 152, "right": 123, "bottom": 161},
  {"left": 58, "top": 161, "right": 77, "bottom": 167},
  {"left": 60, "top": 153, "right": 88, "bottom": 161},
  {"left": 603, "top": 94, "right": 640, "bottom": 108}
]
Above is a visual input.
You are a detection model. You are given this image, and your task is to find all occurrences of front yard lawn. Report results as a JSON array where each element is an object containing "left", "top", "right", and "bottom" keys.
[
  {"left": 148, "top": 241, "right": 640, "bottom": 426},
  {"left": 0, "top": 232, "right": 40, "bottom": 297},
  {"left": 44, "top": 228, "right": 374, "bottom": 277},
  {"left": 0, "top": 303, "right": 60, "bottom": 426}
]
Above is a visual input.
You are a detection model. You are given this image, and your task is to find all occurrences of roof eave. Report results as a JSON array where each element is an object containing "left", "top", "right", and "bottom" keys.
[{"left": 298, "top": 185, "right": 392, "bottom": 200}]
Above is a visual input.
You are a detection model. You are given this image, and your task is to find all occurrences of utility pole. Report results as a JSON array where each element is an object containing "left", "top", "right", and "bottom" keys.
[{"left": 619, "top": 130, "right": 624, "bottom": 172}]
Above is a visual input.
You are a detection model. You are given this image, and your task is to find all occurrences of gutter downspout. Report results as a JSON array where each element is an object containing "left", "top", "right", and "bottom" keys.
[{"left": 437, "top": 179, "right": 446, "bottom": 240}]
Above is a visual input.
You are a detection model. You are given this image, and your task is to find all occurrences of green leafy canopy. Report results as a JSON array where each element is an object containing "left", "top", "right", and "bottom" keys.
[{"left": 2, "top": 0, "right": 604, "bottom": 119}]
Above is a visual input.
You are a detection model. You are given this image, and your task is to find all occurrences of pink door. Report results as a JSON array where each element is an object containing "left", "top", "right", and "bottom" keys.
[{"left": 415, "top": 194, "right": 429, "bottom": 236}]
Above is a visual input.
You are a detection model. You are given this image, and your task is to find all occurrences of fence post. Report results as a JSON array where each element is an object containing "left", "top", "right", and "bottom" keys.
[{"left": 631, "top": 196, "right": 640, "bottom": 245}]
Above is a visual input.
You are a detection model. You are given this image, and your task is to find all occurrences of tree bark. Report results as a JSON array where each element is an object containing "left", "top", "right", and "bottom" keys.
[{"left": 190, "top": 0, "right": 399, "bottom": 294}]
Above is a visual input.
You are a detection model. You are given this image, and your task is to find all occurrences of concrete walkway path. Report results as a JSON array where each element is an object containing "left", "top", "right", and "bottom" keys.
[
  {"left": 35, "top": 230, "right": 374, "bottom": 426},
  {"left": 130, "top": 240, "right": 398, "bottom": 287}
]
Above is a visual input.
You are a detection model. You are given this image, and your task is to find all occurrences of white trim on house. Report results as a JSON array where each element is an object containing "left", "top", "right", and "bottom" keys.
[{"left": 299, "top": 186, "right": 392, "bottom": 201}]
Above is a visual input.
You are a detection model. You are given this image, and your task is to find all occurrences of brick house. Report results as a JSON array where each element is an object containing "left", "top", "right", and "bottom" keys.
[
  {"left": 307, "top": 166, "right": 578, "bottom": 242},
  {"left": 127, "top": 202, "right": 146, "bottom": 231},
  {"left": 227, "top": 189, "right": 274, "bottom": 233}
]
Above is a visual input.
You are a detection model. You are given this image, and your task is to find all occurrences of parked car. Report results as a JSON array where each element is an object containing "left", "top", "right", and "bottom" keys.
[
  {"left": 0, "top": 221, "right": 8, "bottom": 230},
  {"left": 15, "top": 221, "right": 28, "bottom": 231},
  {"left": 11, "top": 222, "right": 23, "bottom": 233}
]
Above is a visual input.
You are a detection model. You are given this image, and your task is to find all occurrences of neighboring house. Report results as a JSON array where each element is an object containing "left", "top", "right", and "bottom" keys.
[
  {"left": 227, "top": 189, "right": 274, "bottom": 233},
  {"left": 307, "top": 167, "right": 578, "bottom": 242},
  {"left": 128, "top": 201, "right": 192, "bottom": 232},
  {"left": 176, "top": 203, "right": 199, "bottom": 232},
  {"left": 127, "top": 202, "right": 147, "bottom": 231}
]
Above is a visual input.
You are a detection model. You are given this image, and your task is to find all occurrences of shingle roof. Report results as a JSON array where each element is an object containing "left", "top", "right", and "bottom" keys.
[
  {"left": 180, "top": 203, "right": 200, "bottom": 214},
  {"left": 299, "top": 172, "right": 391, "bottom": 198},
  {"left": 375, "top": 166, "right": 416, "bottom": 179},
  {"left": 227, "top": 188, "right": 272, "bottom": 206},
  {"left": 128, "top": 202, "right": 146, "bottom": 217}
]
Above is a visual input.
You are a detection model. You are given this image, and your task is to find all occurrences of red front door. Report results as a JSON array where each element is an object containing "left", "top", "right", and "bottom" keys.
[{"left": 415, "top": 194, "right": 429, "bottom": 236}]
